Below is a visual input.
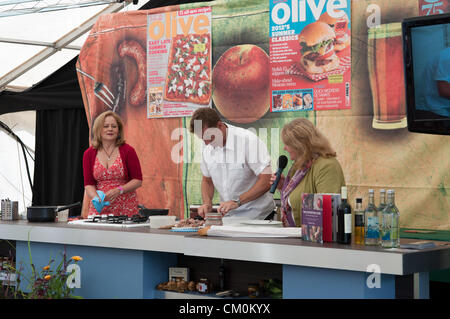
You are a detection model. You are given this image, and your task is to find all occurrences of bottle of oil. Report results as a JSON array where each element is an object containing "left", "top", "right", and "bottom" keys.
[{"left": 354, "top": 198, "right": 364, "bottom": 245}]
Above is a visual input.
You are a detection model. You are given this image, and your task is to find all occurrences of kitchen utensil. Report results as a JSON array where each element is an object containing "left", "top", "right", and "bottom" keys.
[
  {"left": 27, "top": 202, "right": 81, "bottom": 222},
  {"left": 76, "top": 68, "right": 117, "bottom": 111},
  {"left": 138, "top": 205, "right": 169, "bottom": 217}
]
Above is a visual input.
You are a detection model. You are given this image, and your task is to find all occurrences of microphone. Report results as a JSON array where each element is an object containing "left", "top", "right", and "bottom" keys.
[{"left": 270, "top": 155, "right": 288, "bottom": 194}]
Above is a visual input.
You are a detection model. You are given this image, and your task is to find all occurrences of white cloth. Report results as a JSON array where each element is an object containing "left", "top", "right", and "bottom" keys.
[
  {"left": 200, "top": 124, "right": 275, "bottom": 219},
  {"left": 206, "top": 225, "right": 302, "bottom": 238}
]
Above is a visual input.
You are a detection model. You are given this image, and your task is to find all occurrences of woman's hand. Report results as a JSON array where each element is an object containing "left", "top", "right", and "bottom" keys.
[
  {"left": 105, "top": 188, "right": 121, "bottom": 202},
  {"left": 270, "top": 173, "right": 285, "bottom": 190}
]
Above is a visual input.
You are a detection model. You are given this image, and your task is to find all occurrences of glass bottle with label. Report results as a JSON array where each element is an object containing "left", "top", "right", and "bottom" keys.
[
  {"left": 337, "top": 186, "right": 352, "bottom": 244},
  {"left": 364, "top": 189, "right": 379, "bottom": 246},
  {"left": 197, "top": 278, "right": 210, "bottom": 294},
  {"left": 378, "top": 189, "right": 387, "bottom": 212},
  {"left": 381, "top": 190, "right": 400, "bottom": 248},
  {"left": 354, "top": 198, "right": 364, "bottom": 245}
]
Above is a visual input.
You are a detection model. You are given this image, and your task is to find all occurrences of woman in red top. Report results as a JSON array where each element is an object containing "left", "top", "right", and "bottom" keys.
[{"left": 83, "top": 111, "right": 142, "bottom": 217}]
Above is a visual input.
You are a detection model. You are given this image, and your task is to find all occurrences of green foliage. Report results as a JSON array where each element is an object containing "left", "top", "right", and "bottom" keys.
[
  {"left": 261, "top": 278, "right": 282, "bottom": 299},
  {"left": 1, "top": 240, "right": 83, "bottom": 299}
]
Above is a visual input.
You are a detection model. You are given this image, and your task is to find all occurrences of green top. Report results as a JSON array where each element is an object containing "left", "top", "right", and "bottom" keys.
[{"left": 287, "top": 156, "right": 346, "bottom": 226}]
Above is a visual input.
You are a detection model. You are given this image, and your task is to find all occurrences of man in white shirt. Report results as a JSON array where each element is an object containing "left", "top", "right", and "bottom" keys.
[{"left": 189, "top": 108, "right": 275, "bottom": 219}]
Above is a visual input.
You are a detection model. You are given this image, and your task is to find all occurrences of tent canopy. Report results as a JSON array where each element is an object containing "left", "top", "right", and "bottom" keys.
[{"left": 0, "top": 0, "right": 141, "bottom": 93}]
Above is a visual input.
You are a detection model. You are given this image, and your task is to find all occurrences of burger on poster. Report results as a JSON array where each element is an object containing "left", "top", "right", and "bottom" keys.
[
  {"left": 298, "top": 21, "right": 340, "bottom": 75},
  {"left": 318, "top": 11, "right": 350, "bottom": 51}
]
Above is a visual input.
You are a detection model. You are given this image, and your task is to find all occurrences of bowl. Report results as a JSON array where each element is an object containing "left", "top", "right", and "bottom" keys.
[{"left": 148, "top": 215, "right": 176, "bottom": 229}]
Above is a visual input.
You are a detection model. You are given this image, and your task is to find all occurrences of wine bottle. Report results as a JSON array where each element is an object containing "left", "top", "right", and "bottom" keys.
[
  {"left": 364, "top": 189, "right": 379, "bottom": 246},
  {"left": 337, "top": 186, "right": 352, "bottom": 244},
  {"left": 354, "top": 198, "right": 364, "bottom": 245},
  {"left": 381, "top": 190, "right": 400, "bottom": 248}
]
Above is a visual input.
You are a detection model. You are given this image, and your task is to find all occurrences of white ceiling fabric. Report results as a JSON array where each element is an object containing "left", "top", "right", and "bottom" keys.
[{"left": 0, "top": 0, "right": 141, "bottom": 90}]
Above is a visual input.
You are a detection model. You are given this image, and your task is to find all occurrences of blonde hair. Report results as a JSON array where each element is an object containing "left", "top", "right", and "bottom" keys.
[
  {"left": 91, "top": 111, "right": 125, "bottom": 149},
  {"left": 282, "top": 118, "right": 336, "bottom": 170}
]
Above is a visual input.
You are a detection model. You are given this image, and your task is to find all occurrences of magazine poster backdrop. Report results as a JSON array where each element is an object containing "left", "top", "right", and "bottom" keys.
[
  {"left": 77, "top": 0, "right": 449, "bottom": 231},
  {"left": 418, "top": 0, "right": 449, "bottom": 15},
  {"left": 147, "top": 7, "right": 212, "bottom": 118},
  {"left": 269, "top": 0, "right": 351, "bottom": 112}
]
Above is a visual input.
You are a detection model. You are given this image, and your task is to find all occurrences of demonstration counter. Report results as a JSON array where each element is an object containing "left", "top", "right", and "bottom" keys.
[{"left": 0, "top": 220, "right": 449, "bottom": 299}]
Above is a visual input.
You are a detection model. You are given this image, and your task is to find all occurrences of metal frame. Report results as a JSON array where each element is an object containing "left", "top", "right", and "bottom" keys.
[
  {"left": 0, "top": 0, "right": 115, "bottom": 17},
  {"left": 0, "top": 2, "right": 127, "bottom": 92},
  {"left": 0, "top": 37, "right": 82, "bottom": 50}
]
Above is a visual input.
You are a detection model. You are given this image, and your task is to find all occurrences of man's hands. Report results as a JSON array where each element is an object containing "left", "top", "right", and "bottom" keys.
[
  {"left": 197, "top": 203, "right": 212, "bottom": 218},
  {"left": 197, "top": 200, "right": 239, "bottom": 217},
  {"left": 218, "top": 200, "right": 239, "bottom": 216}
]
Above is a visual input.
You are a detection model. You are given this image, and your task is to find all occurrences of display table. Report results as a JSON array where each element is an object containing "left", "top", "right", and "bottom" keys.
[{"left": 0, "top": 220, "right": 449, "bottom": 299}]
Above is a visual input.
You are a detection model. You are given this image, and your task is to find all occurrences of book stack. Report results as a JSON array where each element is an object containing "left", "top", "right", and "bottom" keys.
[{"left": 301, "top": 193, "right": 341, "bottom": 243}]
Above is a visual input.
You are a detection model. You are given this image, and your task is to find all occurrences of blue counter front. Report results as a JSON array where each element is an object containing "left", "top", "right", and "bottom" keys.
[{"left": 2, "top": 220, "right": 448, "bottom": 299}]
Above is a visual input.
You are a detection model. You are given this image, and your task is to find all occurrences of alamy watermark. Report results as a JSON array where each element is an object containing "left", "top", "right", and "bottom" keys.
[
  {"left": 170, "top": 120, "right": 282, "bottom": 165},
  {"left": 366, "top": 264, "right": 381, "bottom": 289}
]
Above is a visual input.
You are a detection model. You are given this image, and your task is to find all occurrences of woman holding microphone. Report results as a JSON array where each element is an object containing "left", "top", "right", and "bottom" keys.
[{"left": 271, "top": 118, "right": 345, "bottom": 227}]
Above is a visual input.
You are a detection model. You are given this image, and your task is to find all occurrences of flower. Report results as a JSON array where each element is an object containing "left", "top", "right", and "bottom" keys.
[
  {"left": 2, "top": 243, "right": 84, "bottom": 299},
  {"left": 71, "top": 256, "right": 83, "bottom": 262}
]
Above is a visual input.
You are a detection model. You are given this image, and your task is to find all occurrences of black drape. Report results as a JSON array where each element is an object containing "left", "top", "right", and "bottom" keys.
[
  {"left": 0, "top": 57, "right": 83, "bottom": 115},
  {"left": 32, "top": 108, "right": 89, "bottom": 216},
  {"left": 0, "top": 56, "right": 89, "bottom": 216}
]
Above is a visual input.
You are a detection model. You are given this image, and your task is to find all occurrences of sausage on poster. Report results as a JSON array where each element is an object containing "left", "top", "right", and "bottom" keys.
[{"left": 118, "top": 39, "right": 147, "bottom": 107}]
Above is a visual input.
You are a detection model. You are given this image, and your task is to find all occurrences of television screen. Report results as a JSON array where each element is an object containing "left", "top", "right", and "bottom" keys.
[{"left": 403, "top": 13, "right": 450, "bottom": 135}]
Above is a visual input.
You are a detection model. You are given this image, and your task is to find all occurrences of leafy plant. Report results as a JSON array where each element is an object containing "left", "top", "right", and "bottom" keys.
[
  {"left": 1, "top": 240, "right": 83, "bottom": 299},
  {"left": 261, "top": 278, "right": 282, "bottom": 299}
]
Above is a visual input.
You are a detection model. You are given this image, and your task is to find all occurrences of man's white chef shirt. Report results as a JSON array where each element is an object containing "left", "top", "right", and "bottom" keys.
[{"left": 200, "top": 124, "right": 275, "bottom": 219}]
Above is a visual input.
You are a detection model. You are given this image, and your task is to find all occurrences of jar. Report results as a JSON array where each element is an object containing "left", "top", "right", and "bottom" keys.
[
  {"left": 205, "top": 212, "right": 223, "bottom": 226},
  {"left": 197, "top": 278, "right": 210, "bottom": 294},
  {"left": 248, "top": 283, "right": 260, "bottom": 298}
]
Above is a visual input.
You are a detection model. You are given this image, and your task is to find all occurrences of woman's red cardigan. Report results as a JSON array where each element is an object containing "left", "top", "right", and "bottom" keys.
[{"left": 83, "top": 143, "right": 143, "bottom": 187}]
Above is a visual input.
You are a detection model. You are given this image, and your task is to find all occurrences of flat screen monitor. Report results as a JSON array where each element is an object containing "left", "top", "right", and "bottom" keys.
[{"left": 402, "top": 13, "right": 450, "bottom": 135}]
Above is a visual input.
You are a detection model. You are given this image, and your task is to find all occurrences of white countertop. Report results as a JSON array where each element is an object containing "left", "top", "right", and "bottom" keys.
[{"left": 1, "top": 220, "right": 449, "bottom": 275}]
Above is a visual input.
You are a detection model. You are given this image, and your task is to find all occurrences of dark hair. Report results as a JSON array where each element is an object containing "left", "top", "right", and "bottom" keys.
[{"left": 189, "top": 108, "right": 221, "bottom": 133}]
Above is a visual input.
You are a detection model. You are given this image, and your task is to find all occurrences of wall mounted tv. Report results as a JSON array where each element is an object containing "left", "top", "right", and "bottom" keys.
[{"left": 402, "top": 12, "right": 450, "bottom": 135}]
